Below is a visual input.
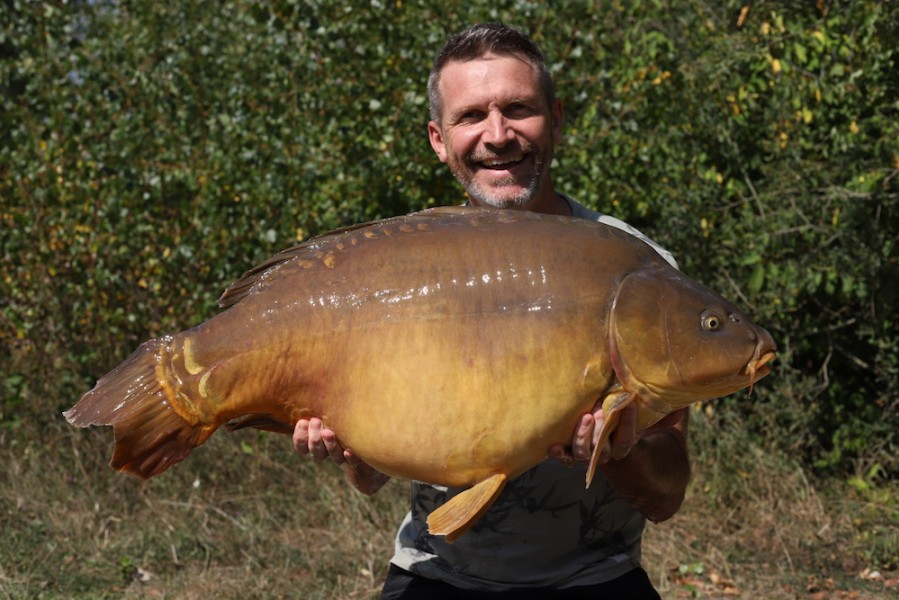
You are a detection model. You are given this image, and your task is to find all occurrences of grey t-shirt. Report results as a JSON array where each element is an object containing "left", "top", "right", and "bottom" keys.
[{"left": 388, "top": 197, "right": 677, "bottom": 591}]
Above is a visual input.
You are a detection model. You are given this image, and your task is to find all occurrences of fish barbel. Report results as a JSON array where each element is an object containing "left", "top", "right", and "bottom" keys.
[{"left": 65, "top": 206, "right": 776, "bottom": 541}]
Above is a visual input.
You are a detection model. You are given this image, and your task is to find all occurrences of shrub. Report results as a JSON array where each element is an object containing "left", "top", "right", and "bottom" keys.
[{"left": 2, "top": 1, "right": 897, "bottom": 475}]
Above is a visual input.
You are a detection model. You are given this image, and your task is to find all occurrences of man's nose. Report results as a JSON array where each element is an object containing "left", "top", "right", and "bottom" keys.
[{"left": 482, "top": 111, "right": 515, "bottom": 146}]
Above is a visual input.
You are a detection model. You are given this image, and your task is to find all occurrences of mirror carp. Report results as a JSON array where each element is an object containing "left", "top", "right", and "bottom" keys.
[{"left": 65, "top": 206, "right": 776, "bottom": 541}]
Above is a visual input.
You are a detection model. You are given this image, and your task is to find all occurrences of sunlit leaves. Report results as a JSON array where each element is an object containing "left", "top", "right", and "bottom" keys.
[{"left": 2, "top": 0, "right": 897, "bottom": 475}]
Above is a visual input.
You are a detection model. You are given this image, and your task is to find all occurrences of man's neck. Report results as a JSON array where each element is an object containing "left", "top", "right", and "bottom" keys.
[
  {"left": 528, "top": 191, "right": 571, "bottom": 216},
  {"left": 467, "top": 189, "right": 571, "bottom": 217}
]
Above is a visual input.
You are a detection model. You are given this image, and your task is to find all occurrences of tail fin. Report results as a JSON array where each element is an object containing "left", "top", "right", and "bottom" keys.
[{"left": 64, "top": 339, "right": 215, "bottom": 479}]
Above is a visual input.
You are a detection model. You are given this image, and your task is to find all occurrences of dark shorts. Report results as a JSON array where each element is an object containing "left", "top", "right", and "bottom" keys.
[{"left": 379, "top": 564, "right": 662, "bottom": 599}]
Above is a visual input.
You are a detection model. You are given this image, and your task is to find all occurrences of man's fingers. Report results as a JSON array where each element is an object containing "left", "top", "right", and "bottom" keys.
[
  {"left": 293, "top": 419, "right": 310, "bottom": 454},
  {"left": 549, "top": 444, "right": 574, "bottom": 466},
  {"left": 294, "top": 417, "right": 348, "bottom": 465},
  {"left": 308, "top": 418, "right": 329, "bottom": 461},
  {"left": 321, "top": 427, "right": 346, "bottom": 464},
  {"left": 344, "top": 449, "right": 361, "bottom": 467},
  {"left": 571, "top": 414, "right": 595, "bottom": 462}
]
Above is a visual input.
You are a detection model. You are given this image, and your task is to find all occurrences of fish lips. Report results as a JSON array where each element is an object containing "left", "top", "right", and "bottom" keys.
[{"left": 745, "top": 345, "right": 777, "bottom": 394}]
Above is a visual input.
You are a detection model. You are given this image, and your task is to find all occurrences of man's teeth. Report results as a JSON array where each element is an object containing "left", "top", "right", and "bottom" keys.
[{"left": 482, "top": 157, "right": 522, "bottom": 167}]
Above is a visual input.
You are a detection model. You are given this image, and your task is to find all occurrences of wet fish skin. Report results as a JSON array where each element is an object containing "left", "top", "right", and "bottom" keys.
[{"left": 64, "top": 206, "right": 775, "bottom": 540}]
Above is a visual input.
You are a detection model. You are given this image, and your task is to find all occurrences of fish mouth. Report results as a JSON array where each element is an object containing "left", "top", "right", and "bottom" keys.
[{"left": 744, "top": 347, "right": 777, "bottom": 394}]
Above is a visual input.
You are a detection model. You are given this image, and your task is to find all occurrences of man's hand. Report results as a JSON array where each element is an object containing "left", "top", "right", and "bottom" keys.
[
  {"left": 293, "top": 418, "right": 390, "bottom": 496},
  {"left": 548, "top": 402, "right": 684, "bottom": 465},
  {"left": 548, "top": 400, "right": 690, "bottom": 522}
]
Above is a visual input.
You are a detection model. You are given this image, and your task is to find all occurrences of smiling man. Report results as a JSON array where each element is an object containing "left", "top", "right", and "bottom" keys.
[
  {"left": 427, "top": 47, "right": 564, "bottom": 214},
  {"left": 295, "top": 23, "right": 690, "bottom": 599}
]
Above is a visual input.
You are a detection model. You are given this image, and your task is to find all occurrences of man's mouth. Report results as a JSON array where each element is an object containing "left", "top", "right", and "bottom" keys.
[{"left": 474, "top": 155, "right": 526, "bottom": 170}]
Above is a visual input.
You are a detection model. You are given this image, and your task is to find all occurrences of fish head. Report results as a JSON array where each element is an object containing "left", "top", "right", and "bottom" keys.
[{"left": 609, "top": 265, "right": 776, "bottom": 409}]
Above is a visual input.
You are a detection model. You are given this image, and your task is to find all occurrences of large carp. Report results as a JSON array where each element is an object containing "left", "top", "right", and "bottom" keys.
[{"left": 65, "top": 206, "right": 775, "bottom": 541}]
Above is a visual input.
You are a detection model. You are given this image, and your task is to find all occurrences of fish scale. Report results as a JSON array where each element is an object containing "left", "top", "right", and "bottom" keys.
[{"left": 65, "top": 206, "right": 775, "bottom": 542}]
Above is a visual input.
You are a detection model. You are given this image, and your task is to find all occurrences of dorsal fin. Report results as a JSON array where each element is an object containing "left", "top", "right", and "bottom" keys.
[
  {"left": 217, "top": 221, "right": 380, "bottom": 308},
  {"left": 217, "top": 207, "right": 480, "bottom": 309}
]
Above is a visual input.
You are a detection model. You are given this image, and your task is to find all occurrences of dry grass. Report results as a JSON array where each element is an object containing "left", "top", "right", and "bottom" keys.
[
  {"left": 643, "top": 412, "right": 898, "bottom": 599},
  {"left": 1, "top": 412, "right": 896, "bottom": 599}
]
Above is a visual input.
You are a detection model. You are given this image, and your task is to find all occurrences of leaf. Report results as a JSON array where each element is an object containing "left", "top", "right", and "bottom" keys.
[{"left": 747, "top": 264, "right": 765, "bottom": 294}]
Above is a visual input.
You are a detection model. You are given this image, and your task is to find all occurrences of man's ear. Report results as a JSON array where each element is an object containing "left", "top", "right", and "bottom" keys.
[
  {"left": 428, "top": 120, "right": 448, "bottom": 163},
  {"left": 551, "top": 99, "right": 564, "bottom": 146}
]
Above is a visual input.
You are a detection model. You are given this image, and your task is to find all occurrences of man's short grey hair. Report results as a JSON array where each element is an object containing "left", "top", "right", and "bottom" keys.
[{"left": 427, "top": 23, "right": 556, "bottom": 124}]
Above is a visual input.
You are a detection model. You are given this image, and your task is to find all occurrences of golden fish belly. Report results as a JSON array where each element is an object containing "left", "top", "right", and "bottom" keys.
[{"left": 323, "top": 314, "right": 610, "bottom": 486}]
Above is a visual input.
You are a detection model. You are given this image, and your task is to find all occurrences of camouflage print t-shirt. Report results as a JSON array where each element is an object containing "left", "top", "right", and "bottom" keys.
[{"left": 388, "top": 197, "right": 678, "bottom": 591}]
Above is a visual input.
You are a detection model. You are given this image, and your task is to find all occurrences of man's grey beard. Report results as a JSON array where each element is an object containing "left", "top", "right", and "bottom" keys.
[{"left": 452, "top": 155, "right": 545, "bottom": 209}]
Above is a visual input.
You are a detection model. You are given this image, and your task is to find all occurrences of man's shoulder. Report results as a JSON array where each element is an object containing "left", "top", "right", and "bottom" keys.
[
  {"left": 563, "top": 196, "right": 679, "bottom": 269},
  {"left": 565, "top": 197, "right": 604, "bottom": 221}
]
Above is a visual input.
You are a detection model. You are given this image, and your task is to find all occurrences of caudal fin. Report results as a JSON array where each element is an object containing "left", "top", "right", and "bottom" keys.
[{"left": 64, "top": 339, "right": 214, "bottom": 479}]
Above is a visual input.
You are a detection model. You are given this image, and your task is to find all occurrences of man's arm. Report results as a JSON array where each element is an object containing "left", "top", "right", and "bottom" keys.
[
  {"left": 293, "top": 418, "right": 391, "bottom": 496},
  {"left": 550, "top": 405, "right": 690, "bottom": 522}
]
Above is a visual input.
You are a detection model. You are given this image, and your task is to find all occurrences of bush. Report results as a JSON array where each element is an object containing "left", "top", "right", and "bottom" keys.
[{"left": 2, "top": 1, "right": 897, "bottom": 475}]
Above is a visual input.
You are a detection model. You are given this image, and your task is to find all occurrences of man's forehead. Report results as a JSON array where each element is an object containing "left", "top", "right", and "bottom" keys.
[
  {"left": 437, "top": 53, "right": 541, "bottom": 100},
  {"left": 439, "top": 51, "right": 538, "bottom": 77}
]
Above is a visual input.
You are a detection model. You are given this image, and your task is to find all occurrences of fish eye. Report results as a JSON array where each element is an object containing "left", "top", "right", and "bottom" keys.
[{"left": 701, "top": 310, "right": 723, "bottom": 332}]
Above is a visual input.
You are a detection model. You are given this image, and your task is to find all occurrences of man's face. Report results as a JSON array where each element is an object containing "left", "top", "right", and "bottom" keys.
[{"left": 428, "top": 53, "right": 563, "bottom": 210}]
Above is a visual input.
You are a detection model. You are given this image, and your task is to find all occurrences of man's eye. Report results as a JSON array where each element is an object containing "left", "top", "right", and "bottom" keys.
[{"left": 506, "top": 104, "right": 532, "bottom": 118}]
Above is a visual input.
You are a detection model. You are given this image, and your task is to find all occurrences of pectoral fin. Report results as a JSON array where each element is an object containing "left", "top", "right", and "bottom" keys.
[
  {"left": 585, "top": 389, "right": 635, "bottom": 488},
  {"left": 225, "top": 414, "right": 294, "bottom": 434},
  {"left": 427, "top": 473, "right": 507, "bottom": 543}
]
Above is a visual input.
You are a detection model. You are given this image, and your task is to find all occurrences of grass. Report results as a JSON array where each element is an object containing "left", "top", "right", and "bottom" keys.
[
  {"left": 1, "top": 410, "right": 896, "bottom": 599},
  {"left": 644, "top": 411, "right": 899, "bottom": 599}
]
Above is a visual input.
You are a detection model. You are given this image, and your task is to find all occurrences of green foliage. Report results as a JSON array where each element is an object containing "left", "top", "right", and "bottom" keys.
[
  {"left": 540, "top": 2, "right": 899, "bottom": 475},
  {"left": 2, "top": 0, "right": 897, "bottom": 480}
]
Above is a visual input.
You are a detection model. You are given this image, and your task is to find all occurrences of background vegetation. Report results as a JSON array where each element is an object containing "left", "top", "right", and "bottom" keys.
[{"left": 2, "top": 0, "right": 897, "bottom": 597}]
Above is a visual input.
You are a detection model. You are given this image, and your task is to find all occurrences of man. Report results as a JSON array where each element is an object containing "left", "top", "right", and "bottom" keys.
[{"left": 295, "top": 23, "right": 690, "bottom": 598}]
